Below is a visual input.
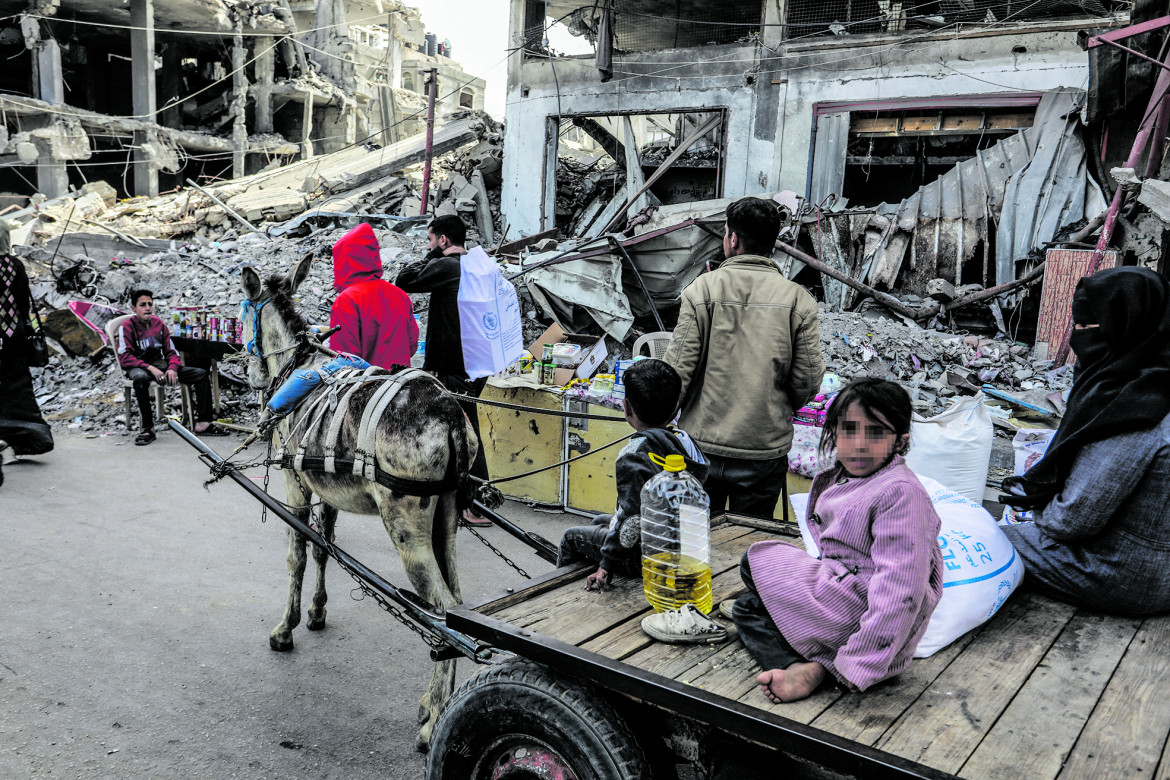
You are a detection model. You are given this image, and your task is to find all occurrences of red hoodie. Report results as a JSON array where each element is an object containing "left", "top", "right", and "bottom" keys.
[{"left": 329, "top": 223, "right": 418, "bottom": 368}]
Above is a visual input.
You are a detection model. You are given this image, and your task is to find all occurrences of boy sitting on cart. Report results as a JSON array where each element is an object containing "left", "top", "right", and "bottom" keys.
[{"left": 556, "top": 359, "right": 708, "bottom": 591}]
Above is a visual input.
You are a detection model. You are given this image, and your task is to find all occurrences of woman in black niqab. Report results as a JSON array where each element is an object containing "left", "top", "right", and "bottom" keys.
[{"left": 1003, "top": 266, "right": 1170, "bottom": 510}]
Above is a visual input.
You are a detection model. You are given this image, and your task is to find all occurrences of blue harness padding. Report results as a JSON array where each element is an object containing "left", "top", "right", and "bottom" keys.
[
  {"left": 267, "top": 354, "right": 372, "bottom": 416},
  {"left": 240, "top": 298, "right": 269, "bottom": 357}
]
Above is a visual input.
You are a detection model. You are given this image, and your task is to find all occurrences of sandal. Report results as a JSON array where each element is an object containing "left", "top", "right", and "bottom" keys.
[
  {"left": 195, "top": 424, "right": 230, "bottom": 436},
  {"left": 135, "top": 429, "right": 156, "bottom": 446}
]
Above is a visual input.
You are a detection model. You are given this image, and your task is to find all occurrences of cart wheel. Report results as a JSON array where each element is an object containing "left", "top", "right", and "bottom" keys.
[{"left": 426, "top": 659, "right": 651, "bottom": 780}]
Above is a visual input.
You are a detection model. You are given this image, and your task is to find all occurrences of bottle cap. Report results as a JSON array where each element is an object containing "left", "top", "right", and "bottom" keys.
[{"left": 649, "top": 453, "right": 686, "bottom": 472}]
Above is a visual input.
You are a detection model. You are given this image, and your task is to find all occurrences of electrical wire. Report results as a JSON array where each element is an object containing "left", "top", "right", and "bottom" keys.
[{"left": 19, "top": 10, "right": 406, "bottom": 39}]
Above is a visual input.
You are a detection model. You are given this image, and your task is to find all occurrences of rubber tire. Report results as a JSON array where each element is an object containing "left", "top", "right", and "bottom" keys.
[{"left": 426, "top": 659, "right": 651, "bottom": 780}]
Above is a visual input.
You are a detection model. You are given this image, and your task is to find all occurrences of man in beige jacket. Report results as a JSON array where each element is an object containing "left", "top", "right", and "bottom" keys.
[{"left": 665, "top": 196, "right": 825, "bottom": 518}]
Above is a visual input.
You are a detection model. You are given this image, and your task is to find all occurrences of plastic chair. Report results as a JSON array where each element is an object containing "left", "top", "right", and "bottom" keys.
[
  {"left": 632, "top": 330, "right": 673, "bottom": 359},
  {"left": 105, "top": 314, "right": 192, "bottom": 430}
]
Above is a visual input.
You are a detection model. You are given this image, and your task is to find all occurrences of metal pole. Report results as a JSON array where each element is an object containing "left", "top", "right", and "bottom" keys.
[
  {"left": 470, "top": 501, "right": 559, "bottom": 564},
  {"left": 420, "top": 67, "right": 438, "bottom": 216}
]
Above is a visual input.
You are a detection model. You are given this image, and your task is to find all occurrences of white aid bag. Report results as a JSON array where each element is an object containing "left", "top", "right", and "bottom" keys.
[
  {"left": 458, "top": 246, "right": 524, "bottom": 379},
  {"left": 789, "top": 473, "right": 1023, "bottom": 659},
  {"left": 912, "top": 474, "right": 1023, "bottom": 657},
  {"left": 904, "top": 392, "right": 993, "bottom": 504}
]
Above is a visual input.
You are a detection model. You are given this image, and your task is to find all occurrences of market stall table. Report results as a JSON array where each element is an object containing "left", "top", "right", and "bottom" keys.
[{"left": 171, "top": 336, "right": 242, "bottom": 419}]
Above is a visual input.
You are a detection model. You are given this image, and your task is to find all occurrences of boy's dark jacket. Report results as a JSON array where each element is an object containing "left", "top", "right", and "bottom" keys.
[{"left": 599, "top": 426, "right": 709, "bottom": 572}]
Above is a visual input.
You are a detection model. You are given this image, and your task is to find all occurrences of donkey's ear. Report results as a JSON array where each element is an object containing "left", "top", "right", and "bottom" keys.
[
  {"left": 284, "top": 252, "right": 313, "bottom": 295},
  {"left": 241, "top": 266, "right": 263, "bottom": 301}
]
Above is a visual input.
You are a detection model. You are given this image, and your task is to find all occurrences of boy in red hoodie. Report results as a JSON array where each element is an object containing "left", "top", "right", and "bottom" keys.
[{"left": 329, "top": 222, "right": 418, "bottom": 368}]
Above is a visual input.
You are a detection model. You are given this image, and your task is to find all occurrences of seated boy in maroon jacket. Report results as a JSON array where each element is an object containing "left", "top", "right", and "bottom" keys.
[{"left": 116, "top": 289, "right": 218, "bottom": 444}]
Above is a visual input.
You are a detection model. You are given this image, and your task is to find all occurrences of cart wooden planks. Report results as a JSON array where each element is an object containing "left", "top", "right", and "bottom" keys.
[{"left": 448, "top": 514, "right": 1170, "bottom": 779}]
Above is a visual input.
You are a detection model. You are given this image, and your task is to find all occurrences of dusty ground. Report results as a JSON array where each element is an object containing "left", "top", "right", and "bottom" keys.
[{"left": 0, "top": 428, "right": 572, "bottom": 779}]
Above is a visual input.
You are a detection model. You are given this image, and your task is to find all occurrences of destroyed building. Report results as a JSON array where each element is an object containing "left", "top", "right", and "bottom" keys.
[
  {"left": 0, "top": 0, "right": 484, "bottom": 204},
  {"left": 500, "top": 0, "right": 1136, "bottom": 306}
]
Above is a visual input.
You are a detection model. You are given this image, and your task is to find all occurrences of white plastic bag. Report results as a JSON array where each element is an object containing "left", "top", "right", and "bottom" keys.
[
  {"left": 913, "top": 474, "right": 1023, "bottom": 657},
  {"left": 904, "top": 392, "right": 993, "bottom": 504},
  {"left": 789, "top": 473, "right": 1023, "bottom": 659},
  {"left": 1012, "top": 428, "right": 1057, "bottom": 476},
  {"left": 458, "top": 246, "right": 524, "bottom": 379},
  {"left": 787, "top": 425, "right": 824, "bottom": 478}
]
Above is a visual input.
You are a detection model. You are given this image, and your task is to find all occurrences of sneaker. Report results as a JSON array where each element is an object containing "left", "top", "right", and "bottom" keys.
[
  {"left": 718, "top": 599, "right": 736, "bottom": 620},
  {"left": 641, "top": 603, "right": 728, "bottom": 645}
]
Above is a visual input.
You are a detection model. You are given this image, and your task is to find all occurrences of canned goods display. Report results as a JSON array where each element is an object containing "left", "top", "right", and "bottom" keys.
[{"left": 170, "top": 306, "right": 245, "bottom": 345}]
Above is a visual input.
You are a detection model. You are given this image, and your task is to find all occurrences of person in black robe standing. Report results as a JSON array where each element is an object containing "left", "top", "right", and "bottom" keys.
[{"left": 0, "top": 219, "right": 54, "bottom": 487}]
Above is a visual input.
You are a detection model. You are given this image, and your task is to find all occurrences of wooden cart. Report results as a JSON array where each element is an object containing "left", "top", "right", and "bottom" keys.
[{"left": 429, "top": 514, "right": 1170, "bottom": 780}]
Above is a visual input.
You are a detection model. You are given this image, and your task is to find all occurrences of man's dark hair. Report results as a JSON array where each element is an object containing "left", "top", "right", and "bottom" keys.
[
  {"left": 819, "top": 377, "right": 913, "bottom": 459},
  {"left": 624, "top": 358, "right": 681, "bottom": 427},
  {"left": 131, "top": 289, "right": 154, "bottom": 306},
  {"left": 429, "top": 214, "right": 466, "bottom": 247},
  {"left": 725, "top": 197, "right": 783, "bottom": 256}
]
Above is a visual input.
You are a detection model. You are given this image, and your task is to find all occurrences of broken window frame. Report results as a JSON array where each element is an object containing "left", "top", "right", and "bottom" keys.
[
  {"left": 542, "top": 107, "right": 729, "bottom": 234},
  {"left": 523, "top": 0, "right": 767, "bottom": 60}
]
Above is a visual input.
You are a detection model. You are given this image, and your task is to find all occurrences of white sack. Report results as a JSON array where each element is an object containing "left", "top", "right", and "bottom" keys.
[
  {"left": 458, "top": 246, "right": 524, "bottom": 379},
  {"left": 912, "top": 474, "right": 1023, "bottom": 657},
  {"left": 904, "top": 392, "right": 993, "bottom": 504}
]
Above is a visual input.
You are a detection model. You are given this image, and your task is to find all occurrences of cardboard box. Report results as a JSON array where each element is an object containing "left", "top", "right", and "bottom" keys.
[{"left": 528, "top": 323, "right": 608, "bottom": 386}]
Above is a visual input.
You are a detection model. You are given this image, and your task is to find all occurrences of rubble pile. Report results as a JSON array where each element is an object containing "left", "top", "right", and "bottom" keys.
[{"left": 816, "top": 306, "right": 1070, "bottom": 419}]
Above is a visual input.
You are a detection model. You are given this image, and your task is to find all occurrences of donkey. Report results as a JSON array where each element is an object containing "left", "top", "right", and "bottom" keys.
[{"left": 240, "top": 255, "right": 474, "bottom": 749}]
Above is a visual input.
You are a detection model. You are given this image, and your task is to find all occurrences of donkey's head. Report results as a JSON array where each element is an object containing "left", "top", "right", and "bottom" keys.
[{"left": 240, "top": 253, "right": 313, "bottom": 391}]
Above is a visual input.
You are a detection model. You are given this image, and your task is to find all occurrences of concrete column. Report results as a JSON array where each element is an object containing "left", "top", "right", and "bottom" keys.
[
  {"left": 158, "top": 43, "right": 181, "bottom": 128},
  {"left": 254, "top": 41, "right": 275, "bottom": 134},
  {"left": 35, "top": 39, "right": 64, "bottom": 105},
  {"left": 130, "top": 0, "right": 159, "bottom": 197},
  {"left": 32, "top": 38, "right": 68, "bottom": 197},
  {"left": 231, "top": 31, "right": 248, "bottom": 178},
  {"left": 301, "top": 93, "right": 314, "bottom": 159}
]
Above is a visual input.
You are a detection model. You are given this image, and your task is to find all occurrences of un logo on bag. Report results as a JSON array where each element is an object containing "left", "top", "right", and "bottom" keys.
[{"left": 482, "top": 312, "right": 498, "bottom": 334}]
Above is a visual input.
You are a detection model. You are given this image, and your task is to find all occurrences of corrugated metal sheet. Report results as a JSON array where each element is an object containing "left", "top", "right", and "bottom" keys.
[
  {"left": 809, "top": 112, "right": 850, "bottom": 205},
  {"left": 861, "top": 88, "right": 1107, "bottom": 294}
]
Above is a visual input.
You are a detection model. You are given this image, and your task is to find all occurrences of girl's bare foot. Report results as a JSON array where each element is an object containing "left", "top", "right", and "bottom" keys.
[{"left": 756, "top": 662, "right": 827, "bottom": 703}]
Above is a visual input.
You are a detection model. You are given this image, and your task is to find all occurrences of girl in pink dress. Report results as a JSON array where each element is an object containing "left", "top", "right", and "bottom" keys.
[{"left": 731, "top": 378, "right": 944, "bottom": 702}]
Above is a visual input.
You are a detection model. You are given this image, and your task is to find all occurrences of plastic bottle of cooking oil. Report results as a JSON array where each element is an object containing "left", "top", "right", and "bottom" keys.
[{"left": 640, "top": 453, "right": 712, "bottom": 614}]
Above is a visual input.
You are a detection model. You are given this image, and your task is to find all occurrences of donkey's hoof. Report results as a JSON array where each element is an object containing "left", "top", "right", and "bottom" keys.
[
  {"left": 415, "top": 731, "right": 430, "bottom": 754},
  {"left": 307, "top": 610, "right": 326, "bottom": 631},
  {"left": 417, "top": 704, "right": 431, "bottom": 726},
  {"left": 269, "top": 634, "right": 294, "bottom": 652}
]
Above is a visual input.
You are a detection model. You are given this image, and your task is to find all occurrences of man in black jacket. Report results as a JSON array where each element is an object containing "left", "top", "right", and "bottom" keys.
[{"left": 396, "top": 214, "right": 492, "bottom": 525}]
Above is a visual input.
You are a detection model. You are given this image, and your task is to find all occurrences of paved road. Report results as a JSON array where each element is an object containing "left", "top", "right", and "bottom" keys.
[{"left": 0, "top": 428, "right": 572, "bottom": 779}]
